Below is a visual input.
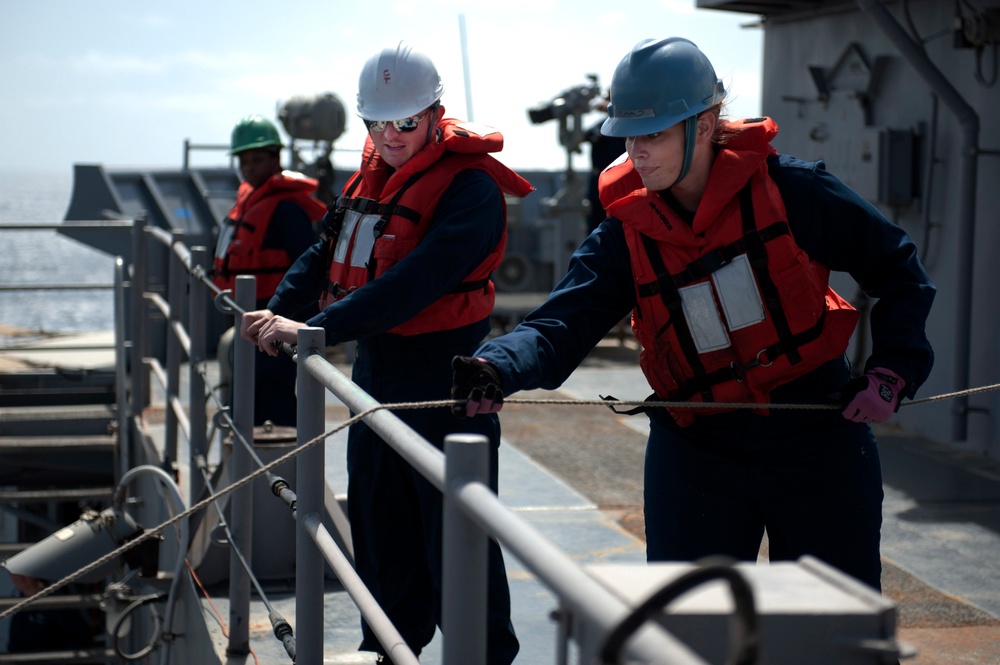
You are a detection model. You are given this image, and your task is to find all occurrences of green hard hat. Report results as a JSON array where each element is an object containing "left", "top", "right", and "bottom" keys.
[{"left": 230, "top": 114, "right": 284, "bottom": 155}]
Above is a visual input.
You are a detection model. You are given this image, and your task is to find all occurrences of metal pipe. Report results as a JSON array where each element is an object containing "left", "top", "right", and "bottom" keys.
[
  {"left": 170, "top": 320, "right": 191, "bottom": 357},
  {"left": 0, "top": 284, "right": 112, "bottom": 292},
  {"left": 295, "top": 327, "right": 327, "bottom": 664},
  {"left": 457, "top": 480, "right": 710, "bottom": 663},
  {"left": 169, "top": 237, "right": 192, "bottom": 269},
  {"left": 854, "top": 0, "right": 980, "bottom": 440},
  {"left": 300, "top": 348, "right": 704, "bottom": 662},
  {"left": 130, "top": 217, "right": 150, "bottom": 412},
  {"left": 188, "top": 247, "right": 210, "bottom": 505},
  {"left": 459, "top": 14, "right": 475, "bottom": 122},
  {"left": 113, "top": 465, "right": 189, "bottom": 665},
  {"left": 300, "top": 355, "right": 446, "bottom": 490},
  {"left": 146, "top": 292, "right": 169, "bottom": 318},
  {"left": 227, "top": 275, "right": 256, "bottom": 658},
  {"left": 920, "top": 93, "right": 939, "bottom": 267},
  {"left": 301, "top": 513, "right": 420, "bottom": 665},
  {"left": 0, "top": 220, "right": 130, "bottom": 232},
  {"left": 0, "top": 343, "right": 115, "bottom": 353},
  {"left": 442, "top": 434, "right": 489, "bottom": 665},
  {"left": 168, "top": 395, "right": 190, "bottom": 443},
  {"left": 114, "top": 257, "right": 129, "bottom": 481},
  {"left": 145, "top": 225, "right": 172, "bottom": 247},
  {"left": 216, "top": 408, "right": 288, "bottom": 497},
  {"left": 164, "top": 229, "right": 186, "bottom": 470},
  {"left": 146, "top": 357, "right": 167, "bottom": 391},
  {"left": 193, "top": 455, "right": 293, "bottom": 659}
]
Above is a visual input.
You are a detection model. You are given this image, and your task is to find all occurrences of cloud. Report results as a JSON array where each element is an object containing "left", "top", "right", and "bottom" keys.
[
  {"left": 131, "top": 13, "right": 174, "bottom": 28},
  {"left": 1, "top": 0, "right": 764, "bottom": 174},
  {"left": 172, "top": 49, "right": 270, "bottom": 73},
  {"left": 64, "top": 48, "right": 274, "bottom": 78},
  {"left": 69, "top": 50, "right": 164, "bottom": 75},
  {"left": 658, "top": 0, "right": 698, "bottom": 14}
]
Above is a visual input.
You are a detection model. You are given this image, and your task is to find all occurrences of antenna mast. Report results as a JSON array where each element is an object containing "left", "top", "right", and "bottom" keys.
[{"left": 459, "top": 14, "right": 474, "bottom": 121}]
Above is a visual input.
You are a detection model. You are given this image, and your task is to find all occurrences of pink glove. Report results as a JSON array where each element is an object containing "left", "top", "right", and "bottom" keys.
[{"left": 841, "top": 367, "right": 906, "bottom": 424}]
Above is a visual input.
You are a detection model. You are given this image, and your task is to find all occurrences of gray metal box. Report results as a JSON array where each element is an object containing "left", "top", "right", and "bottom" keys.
[{"left": 578, "top": 556, "right": 911, "bottom": 664}]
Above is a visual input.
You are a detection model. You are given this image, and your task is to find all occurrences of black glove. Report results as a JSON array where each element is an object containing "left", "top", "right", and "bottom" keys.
[{"left": 451, "top": 356, "right": 504, "bottom": 418}]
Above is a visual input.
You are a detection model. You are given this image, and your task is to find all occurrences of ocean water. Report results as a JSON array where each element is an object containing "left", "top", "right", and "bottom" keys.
[{"left": 0, "top": 170, "right": 115, "bottom": 335}]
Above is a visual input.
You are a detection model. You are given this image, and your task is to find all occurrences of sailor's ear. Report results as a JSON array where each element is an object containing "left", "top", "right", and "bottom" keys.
[{"left": 696, "top": 112, "right": 716, "bottom": 142}]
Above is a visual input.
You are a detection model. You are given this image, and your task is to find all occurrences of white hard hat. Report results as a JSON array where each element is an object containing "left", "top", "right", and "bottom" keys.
[{"left": 356, "top": 41, "right": 444, "bottom": 121}]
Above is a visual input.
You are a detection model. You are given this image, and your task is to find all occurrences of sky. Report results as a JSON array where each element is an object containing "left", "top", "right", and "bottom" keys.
[{"left": 1, "top": 1, "right": 763, "bottom": 176}]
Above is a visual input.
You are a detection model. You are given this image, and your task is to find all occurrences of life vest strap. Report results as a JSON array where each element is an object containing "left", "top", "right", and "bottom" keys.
[
  {"left": 234, "top": 219, "right": 257, "bottom": 233},
  {"left": 450, "top": 277, "right": 490, "bottom": 294},
  {"left": 601, "top": 393, "right": 658, "bottom": 416},
  {"left": 669, "top": 309, "right": 827, "bottom": 402},
  {"left": 738, "top": 185, "right": 802, "bottom": 365},
  {"left": 633, "top": 181, "right": 817, "bottom": 404},
  {"left": 636, "top": 221, "right": 789, "bottom": 298},
  {"left": 338, "top": 196, "right": 421, "bottom": 224},
  {"left": 639, "top": 234, "right": 714, "bottom": 402}
]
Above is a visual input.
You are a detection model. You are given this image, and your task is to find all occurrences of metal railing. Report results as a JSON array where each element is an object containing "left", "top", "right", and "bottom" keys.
[
  {"left": 137, "top": 214, "right": 715, "bottom": 664},
  {"left": 1, "top": 217, "right": 719, "bottom": 664}
]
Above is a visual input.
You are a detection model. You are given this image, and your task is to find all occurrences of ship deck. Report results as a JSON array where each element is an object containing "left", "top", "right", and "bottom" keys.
[
  {"left": 3, "top": 335, "right": 999, "bottom": 663},
  {"left": 179, "top": 340, "right": 1000, "bottom": 664}
]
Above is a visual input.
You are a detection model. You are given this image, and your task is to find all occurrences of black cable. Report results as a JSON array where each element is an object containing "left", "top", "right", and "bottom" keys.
[
  {"left": 193, "top": 454, "right": 296, "bottom": 660},
  {"left": 599, "top": 557, "right": 759, "bottom": 665},
  {"left": 111, "top": 591, "right": 166, "bottom": 661},
  {"left": 975, "top": 42, "right": 998, "bottom": 87}
]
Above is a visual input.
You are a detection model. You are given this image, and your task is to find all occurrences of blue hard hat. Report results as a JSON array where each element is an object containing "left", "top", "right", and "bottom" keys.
[{"left": 601, "top": 38, "right": 725, "bottom": 138}]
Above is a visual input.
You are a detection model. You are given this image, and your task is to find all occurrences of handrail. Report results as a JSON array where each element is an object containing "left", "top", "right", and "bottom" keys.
[
  {"left": 144, "top": 218, "right": 710, "bottom": 664},
  {"left": 0, "top": 284, "right": 113, "bottom": 291},
  {"left": 294, "top": 330, "right": 709, "bottom": 665},
  {"left": 0, "top": 220, "right": 133, "bottom": 231},
  {"left": 0, "top": 217, "right": 716, "bottom": 664}
]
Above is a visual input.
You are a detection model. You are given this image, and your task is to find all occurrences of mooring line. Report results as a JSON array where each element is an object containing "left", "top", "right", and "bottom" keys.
[{"left": 6, "top": 381, "right": 997, "bottom": 620}]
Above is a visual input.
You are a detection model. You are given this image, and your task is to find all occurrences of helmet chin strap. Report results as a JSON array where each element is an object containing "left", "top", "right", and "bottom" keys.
[
  {"left": 425, "top": 103, "right": 442, "bottom": 144},
  {"left": 668, "top": 115, "right": 698, "bottom": 189}
]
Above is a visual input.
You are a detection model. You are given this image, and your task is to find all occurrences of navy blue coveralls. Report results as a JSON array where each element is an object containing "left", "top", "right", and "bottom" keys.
[
  {"left": 474, "top": 154, "right": 935, "bottom": 591},
  {"left": 251, "top": 199, "right": 319, "bottom": 426},
  {"left": 268, "top": 169, "right": 519, "bottom": 663}
]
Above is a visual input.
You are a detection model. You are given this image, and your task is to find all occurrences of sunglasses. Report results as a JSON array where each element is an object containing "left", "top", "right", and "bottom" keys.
[{"left": 363, "top": 107, "right": 435, "bottom": 134}]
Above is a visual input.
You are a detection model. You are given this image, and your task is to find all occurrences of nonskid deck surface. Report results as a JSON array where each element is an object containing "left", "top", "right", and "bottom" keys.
[
  {"left": 210, "top": 347, "right": 1000, "bottom": 664},
  {"left": 550, "top": 360, "right": 1000, "bottom": 665},
  {"left": 208, "top": 424, "right": 644, "bottom": 664}
]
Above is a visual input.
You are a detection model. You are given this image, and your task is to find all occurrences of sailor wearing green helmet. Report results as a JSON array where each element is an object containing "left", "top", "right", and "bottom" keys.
[
  {"left": 228, "top": 114, "right": 285, "bottom": 186},
  {"left": 213, "top": 114, "right": 327, "bottom": 426}
]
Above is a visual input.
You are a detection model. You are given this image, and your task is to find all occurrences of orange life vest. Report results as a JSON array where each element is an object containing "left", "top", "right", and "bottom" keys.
[
  {"left": 319, "top": 119, "right": 534, "bottom": 336},
  {"left": 599, "top": 118, "right": 859, "bottom": 426},
  {"left": 213, "top": 171, "right": 327, "bottom": 301}
]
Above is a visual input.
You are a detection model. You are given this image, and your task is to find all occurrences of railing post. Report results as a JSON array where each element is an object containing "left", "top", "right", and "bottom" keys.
[
  {"left": 188, "top": 246, "right": 209, "bottom": 506},
  {"left": 443, "top": 433, "right": 490, "bottom": 665},
  {"left": 113, "top": 257, "right": 129, "bottom": 481},
  {"left": 296, "top": 326, "right": 327, "bottom": 663},
  {"left": 227, "top": 274, "right": 256, "bottom": 658},
  {"left": 164, "top": 229, "right": 185, "bottom": 471},
  {"left": 129, "top": 216, "right": 150, "bottom": 414}
]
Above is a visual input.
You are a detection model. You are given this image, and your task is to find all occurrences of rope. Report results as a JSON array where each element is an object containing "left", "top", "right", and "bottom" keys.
[
  {"left": 497, "top": 379, "right": 1000, "bottom": 411},
  {"left": 904, "top": 381, "right": 1000, "bottom": 406},
  {"left": 6, "top": 374, "right": 998, "bottom": 622},
  {"left": 0, "top": 400, "right": 436, "bottom": 622},
  {"left": 505, "top": 397, "right": 837, "bottom": 410}
]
